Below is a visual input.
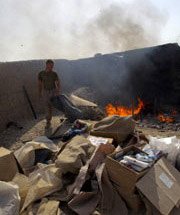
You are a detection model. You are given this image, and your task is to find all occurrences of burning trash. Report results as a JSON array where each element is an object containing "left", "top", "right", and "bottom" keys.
[
  {"left": 157, "top": 110, "right": 178, "bottom": 123},
  {"left": 158, "top": 113, "right": 175, "bottom": 123},
  {"left": 172, "top": 110, "right": 178, "bottom": 116},
  {"left": 106, "top": 97, "right": 145, "bottom": 117}
]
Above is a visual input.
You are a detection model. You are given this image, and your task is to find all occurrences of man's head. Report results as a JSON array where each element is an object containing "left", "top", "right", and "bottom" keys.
[{"left": 46, "top": 59, "right": 54, "bottom": 71}]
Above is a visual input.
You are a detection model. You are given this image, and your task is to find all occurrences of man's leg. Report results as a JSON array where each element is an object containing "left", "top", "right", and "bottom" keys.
[
  {"left": 43, "top": 91, "right": 52, "bottom": 128},
  {"left": 46, "top": 103, "right": 52, "bottom": 127}
]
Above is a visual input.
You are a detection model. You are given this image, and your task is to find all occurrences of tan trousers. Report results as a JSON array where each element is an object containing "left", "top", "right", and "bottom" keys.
[{"left": 43, "top": 89, "right": 56, "bottom": 122}]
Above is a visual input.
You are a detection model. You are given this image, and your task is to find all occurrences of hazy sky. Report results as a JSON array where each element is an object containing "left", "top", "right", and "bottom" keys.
[{"left": 0, "top": 0, "right": 180, "bottom": 62}]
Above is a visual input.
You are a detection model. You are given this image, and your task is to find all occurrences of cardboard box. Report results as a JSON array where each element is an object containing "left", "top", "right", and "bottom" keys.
[
  {"left": 106, "top": 145, "right": 148, "bottom": 194},
  {"left": 0, "top": 147, "right": 19, "bottom": 181},
  {"left": 136, "top": 157, "right": 180, "bottom": 215},
  {"left": 143, "top": 200, "right": 180, "bottom": 215},
  {"left": 114, "top": 183, "right": 143, "bottom": 212},
  {"left": 106, "top": 145, "right": 149, "bottom": 212}
]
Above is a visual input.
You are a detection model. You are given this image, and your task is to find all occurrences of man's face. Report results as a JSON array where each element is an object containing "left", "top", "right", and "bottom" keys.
[{"left": 46, "top": 63, "right": 54, "bottom": 71}]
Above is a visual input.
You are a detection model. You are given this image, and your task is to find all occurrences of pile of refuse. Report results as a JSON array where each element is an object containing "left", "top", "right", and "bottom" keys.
[{"left": 0, "top": 115, "right": 180, "bottom": 215}]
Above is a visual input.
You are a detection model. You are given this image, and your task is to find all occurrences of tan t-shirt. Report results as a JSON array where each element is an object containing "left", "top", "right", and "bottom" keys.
[{"left": 38, "top": 70, "right": 59, "bottom": 91}]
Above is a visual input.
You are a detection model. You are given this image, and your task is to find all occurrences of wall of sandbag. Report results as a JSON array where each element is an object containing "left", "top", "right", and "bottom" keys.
[
  {"left": 0, "top": 60, "right": 44, "bottom": 131},
  {"left": 0, "top": 55, "right": 125, "bottom": 131},
  {"left": 0, "top": 58, "right": 81, "bottom": 131},
  {"left": 0, "top": 43, "right": 180, "bottom": 132}
]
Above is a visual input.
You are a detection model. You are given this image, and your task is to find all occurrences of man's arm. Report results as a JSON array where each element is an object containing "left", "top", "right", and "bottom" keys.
[
  {"left": 55, "top": 80, "right": 61, "bottom": 95},
  {"left": 38, "top": 80, "right": 43, "bottom": 99}
]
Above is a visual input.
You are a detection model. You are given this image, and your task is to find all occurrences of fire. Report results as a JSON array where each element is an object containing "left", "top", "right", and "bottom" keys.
[
  {"left": 106, "top": 97, "right": 145, "bottom": 117},
  {"left": 158, "top": 113, "right": 174, "bottom": 123},
  {"left": 171, "top": 110, "right": 178, "bottom": 116}
]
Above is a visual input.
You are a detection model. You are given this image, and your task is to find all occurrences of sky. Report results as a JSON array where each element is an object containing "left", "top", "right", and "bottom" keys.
[{"left": 0, "top": 0, "right": 180, "bottom": 62}]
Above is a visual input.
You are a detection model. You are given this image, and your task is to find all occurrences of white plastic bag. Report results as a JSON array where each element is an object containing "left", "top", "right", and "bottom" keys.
[
  {"left": 148, "top": 136, "right": 180, "bottom": 165},
  {"left": 0, "top": 181, "right": 20, "bottom": 215}
]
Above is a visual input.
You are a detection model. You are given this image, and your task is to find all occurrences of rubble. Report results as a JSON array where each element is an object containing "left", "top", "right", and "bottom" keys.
[{"left": 0, "top": 114, "right": 180, "bottom": 215}]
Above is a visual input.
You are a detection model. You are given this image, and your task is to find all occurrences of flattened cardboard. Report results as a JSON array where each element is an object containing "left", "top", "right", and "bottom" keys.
[
  {"left": 0, "top": 147, "right": 19, "bottom": 181},
  {"left": 136, "top": 157, "right": 180, "bottom": 215},
  {"left": 106, "top": 146, "right": 148, "bottom": 193}
]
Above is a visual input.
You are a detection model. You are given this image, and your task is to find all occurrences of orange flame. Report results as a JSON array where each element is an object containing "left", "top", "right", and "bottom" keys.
[
  {"left": 106, "top": 97, "right": 145, "bottom": 117},
  {"left": 158, "top": 113, "right": 174, "bottom": 123},
  {"left": 171, "top": 110, "right": 178, "bottom": 116}
]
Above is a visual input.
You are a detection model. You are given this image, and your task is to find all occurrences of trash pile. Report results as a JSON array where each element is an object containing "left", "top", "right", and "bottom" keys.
[{"left": 0, "top": 115, "right": 180, "bottom": 215}]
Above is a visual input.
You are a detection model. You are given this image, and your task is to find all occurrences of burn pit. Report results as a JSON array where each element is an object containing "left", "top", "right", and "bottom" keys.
[
  {"left": 86, "top": 43, "right": 180, "bottom": 132},
  {"left": 104, "top": 98, "right": 180, "bottom": 131},
  {"left": 106, "top": 97, "right": 145, "bottom": 117},
  {"left": 69, "top": 43, "right": 180, "bottom": 132}
]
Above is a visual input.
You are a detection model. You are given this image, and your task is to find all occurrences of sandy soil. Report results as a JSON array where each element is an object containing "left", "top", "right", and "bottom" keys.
[
  {"left": 1, "top": 113, "right": 180, "bottom": 152},
  {"left": 0, "top": 114, "right": 63, "bottom": 151},
  {"left": 136, "top": 126, "right": 180, "bottom": 139}
]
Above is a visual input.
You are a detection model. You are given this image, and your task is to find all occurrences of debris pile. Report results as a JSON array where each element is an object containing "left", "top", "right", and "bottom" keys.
[{"left": 0, "top": 115, "right": 180, "bottom": 215}]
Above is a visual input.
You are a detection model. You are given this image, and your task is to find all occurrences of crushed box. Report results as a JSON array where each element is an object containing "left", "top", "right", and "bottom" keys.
[
  {"left": 0, "top": 147, "right": 19, "bottom": 181},
  {"left": 136, "top": 157, "right": 180, "bottom": 215}
]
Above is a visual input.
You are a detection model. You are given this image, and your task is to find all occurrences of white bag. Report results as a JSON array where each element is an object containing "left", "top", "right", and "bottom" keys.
[
  {"left": 148, "top": 136, "right": 180, "bottom": 165},
  {"left": 0, "top": 181, "right": 20, "bottom": 215}
]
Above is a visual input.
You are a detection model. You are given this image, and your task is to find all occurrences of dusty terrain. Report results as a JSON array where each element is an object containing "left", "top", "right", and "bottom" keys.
[
  {"left": 1, "top": 113, "right": 180, "bottom": 151},
  {"left": 0, "top": 113, "right": 63, "bottom": 150},
  {"left": 136, "top": 126, "right": 180, "bottom": 139}
]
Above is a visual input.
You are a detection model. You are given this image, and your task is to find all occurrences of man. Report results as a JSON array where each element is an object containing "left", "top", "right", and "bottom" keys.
[{"left": 38, "top": 59, "right": 60, "bottom": 128}]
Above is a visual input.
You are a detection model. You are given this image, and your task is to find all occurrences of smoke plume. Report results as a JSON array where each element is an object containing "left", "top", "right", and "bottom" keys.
[
  {"left": 75, "top": 0, "right": 166, "bottom": 55},
  {"left": 0, "top": 0, "right": 167, "bottom": 61}
]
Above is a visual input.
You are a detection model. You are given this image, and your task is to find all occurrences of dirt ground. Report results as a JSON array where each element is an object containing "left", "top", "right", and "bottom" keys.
[
  {"left": 1, "top": 114, "right": 180, "bottom": 151},
  {"left": 136, "top": 126, "right": 180, "bottom": 139},
  {"left": 0, "top": 114, "right": 64, "bottom": 151}
]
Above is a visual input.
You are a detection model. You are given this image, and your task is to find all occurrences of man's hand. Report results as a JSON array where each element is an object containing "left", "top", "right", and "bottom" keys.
[{"left": 55, "top": 80, "right": 61, "bottom": 97}]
